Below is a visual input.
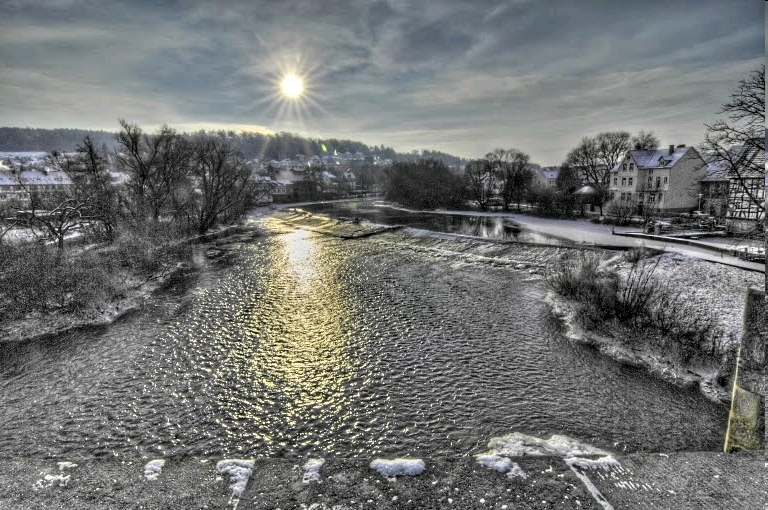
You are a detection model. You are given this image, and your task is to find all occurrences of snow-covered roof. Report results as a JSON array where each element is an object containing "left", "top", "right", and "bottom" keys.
[
  {"left": 702, "top": 143, "right": 765, "bottom": 180},
  {"left": 0, "top": 151, "right": 48, "bottom": 158},
  {"left": 538, "top": 167, "right": 559, "bottom": 180},
  {"left": 0, "top": 169, "right": 73, "bottom": 186},
  {"left": 628, "top": 147, "right": 692, "bottom": 169},
  {"left": 574, "top": 184, "right": 597, "bottom": 195},
  {"left": 701, "top": 161, "right": 729, "bottom": 182}
]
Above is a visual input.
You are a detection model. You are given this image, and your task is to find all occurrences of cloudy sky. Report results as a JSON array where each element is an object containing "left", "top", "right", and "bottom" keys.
[{"left": 0, "top": 0, "right": 763, "bottom": 165}]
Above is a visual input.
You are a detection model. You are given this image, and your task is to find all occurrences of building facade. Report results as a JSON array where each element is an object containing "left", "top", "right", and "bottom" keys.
[
  {"left": 607, "top": 145, "right": 707, "bottom": 214},
  {"left": 723, "top": 142, "right": 765, "bottom": 233}
]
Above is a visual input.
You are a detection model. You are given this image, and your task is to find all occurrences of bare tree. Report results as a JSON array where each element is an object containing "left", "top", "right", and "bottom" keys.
[
  {"left": 464, "top": 159, "right": 495, "bottom": 210},
  {"left": 566, "top": 132, "right": 633, "bottom": 215},
  {"left": 555, "top": 162, "right": 582, "bottom": 194},
  {"left": 12, "top": 178, "right": 85, "bottom": 252},
  {"left": 631, "top": 130, "right": 661, "bottom": 150},
  {"left": 565, "top": 136, "right": 606, "bottom": 213},
  {"left": 191, "top": 137, "right": 256, "bottom": 234},
  {"left": 596, "top": 131, "right": 632, "bottom": 176},
  {"left": 115, "top": 120, "right": 194, "bottom": 222},
  {"left": 49, "top": 136, "right": 119, "bottom": 240},
  {"left": 487, "top": 148, "right": 533, "bottom": 211},
  {"left": 700, "top": 65, "right": 765, "bottom": 216}
]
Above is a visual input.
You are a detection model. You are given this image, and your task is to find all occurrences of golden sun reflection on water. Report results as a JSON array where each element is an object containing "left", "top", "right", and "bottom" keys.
[{"left": 244, "top": 226, "right": 357, "bottom": 431}]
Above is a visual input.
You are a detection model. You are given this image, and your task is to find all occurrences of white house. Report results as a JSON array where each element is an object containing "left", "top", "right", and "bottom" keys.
[{"left": 607, "top": 144, "right": 707, "bottom": 213}]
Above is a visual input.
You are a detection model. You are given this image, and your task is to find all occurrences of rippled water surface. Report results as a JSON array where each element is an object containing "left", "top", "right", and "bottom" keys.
[{"left": 0, "top": 211, "right": 728, "bottom": 460}]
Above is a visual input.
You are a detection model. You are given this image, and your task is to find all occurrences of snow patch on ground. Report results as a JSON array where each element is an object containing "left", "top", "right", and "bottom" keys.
[
  {"left": 143, "top": 459, "right": 166, "bottom": 481},
  {"left": 483, "top": 432, "right": 611, "bottom": 458},
  {"left": 32, "top": 474, "right": 71, "bottom": 490},
  {"left": 216, "top": 459, "right": 255, "bottom": 498},
  {"left": 32, "top": 461, "right": 78, "bottom": 490},
  {"left": 302, "top": 458, "right": 325, "bottom": 483},
  {"left": 369, "top": 458, "right": 425, "bottom": 477}
]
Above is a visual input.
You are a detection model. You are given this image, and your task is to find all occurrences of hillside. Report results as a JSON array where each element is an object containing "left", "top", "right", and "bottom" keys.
[{"left": 0, "top": 127, "right": 466, "bottom": 166}]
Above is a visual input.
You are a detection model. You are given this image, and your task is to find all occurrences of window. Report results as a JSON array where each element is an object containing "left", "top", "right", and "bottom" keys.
[
  {"left": 613, "top": 177, "right": 617, "bottom": 185},
  {"left": 663, "top": 176, "right": 668, "bottom": 184},
  {"left": 648, "top": 194, "right": 656, "bottom": 203},
  {"left": 630, "top": 163, "right": 634, "bottom": 170},
  {"left": 658, "top": 193, "right": 662, "bottom": 201},
  {"left": 648, "top": 176, "right": 652, "bottom": 185},
  {"left": 622, "top": 163, "right": 627, "bottom": 171},
  {"left": 621, "top": 178, "right": 626, "bottom": 186},
  {"left": 628, "top": 177, "right": 633, "bottom": 186},
  {"left": 655, "top": 177, "right": 661, "bottom": 188}
]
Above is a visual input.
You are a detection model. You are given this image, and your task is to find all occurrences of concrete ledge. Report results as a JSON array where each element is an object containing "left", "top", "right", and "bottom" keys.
[{"left": 1, "top": 452, "right": 763, "bottom": 509}]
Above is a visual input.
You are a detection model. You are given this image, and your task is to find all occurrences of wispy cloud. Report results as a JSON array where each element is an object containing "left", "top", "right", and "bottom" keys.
[{"left": 0, "top": 0, "right": 763, "bottom": 164}]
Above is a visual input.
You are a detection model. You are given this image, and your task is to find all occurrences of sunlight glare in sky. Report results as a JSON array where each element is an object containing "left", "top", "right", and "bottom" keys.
[{"left": 280, "top": 74, "right": 304, "bottom": 99}]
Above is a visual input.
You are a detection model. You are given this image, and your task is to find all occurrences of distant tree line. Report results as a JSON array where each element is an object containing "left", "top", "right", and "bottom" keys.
[
  {"left": 0, "top": 126, "right": 467, "bottom": 167},
  {"left": 383, "top": 160, "right": 466, "bottom": 209},
  {"left": 381, "top": 134, "right": 660, "bottom": 218},
  {"left": 0, "top": 127, "right": 116, "bottom": 153}
]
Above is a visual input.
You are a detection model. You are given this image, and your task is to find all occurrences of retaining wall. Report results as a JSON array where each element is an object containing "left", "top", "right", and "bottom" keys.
[{"left": 724, "top": 287, "right": 766, "bottom": 452}]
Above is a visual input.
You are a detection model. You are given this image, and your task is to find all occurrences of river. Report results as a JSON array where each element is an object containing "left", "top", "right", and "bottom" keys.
[{"left": 0, "top": 206, "right": 729, "bottom": 461}]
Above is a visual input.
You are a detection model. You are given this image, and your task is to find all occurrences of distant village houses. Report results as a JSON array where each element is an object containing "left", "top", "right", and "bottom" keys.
[{"left": 0, "top": 153, "right": 74, "bottom": 206}]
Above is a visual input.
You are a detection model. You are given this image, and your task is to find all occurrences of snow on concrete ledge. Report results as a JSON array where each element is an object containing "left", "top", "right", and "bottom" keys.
[
  {"left": 302, "top": 458, "right": 325, "bottom": 483},
  {"left": 476, "top": 453, "right": 513, "bottom": 473},
  {"left": 143, "top": 459, "right": 166, "bottom": 481},
  {"left": 369, "top": 458, "right": 426, "bottom": 477},
  {"left": 475, "top": 453, "right": 528, "bottom": 480},
  {"left": 565, "top": 455, "right": 621, "bottom": 471},
  {"left": 507, "top": 463, "right": 528, "bottom": 480},
  {"left": 484, "top": 432, "right": 610, "bottom": 457},
  {"left": 216, "top": 459, "right": 255, "bottom": 498}
]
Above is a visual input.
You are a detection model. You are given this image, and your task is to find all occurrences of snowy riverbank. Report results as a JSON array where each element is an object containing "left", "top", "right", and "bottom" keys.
[
  {"left": 0, "top": 223, "right": 261, "bottom": 344},
  {"left": 544, "top": 251, "right": 763, "bottom": 404}
]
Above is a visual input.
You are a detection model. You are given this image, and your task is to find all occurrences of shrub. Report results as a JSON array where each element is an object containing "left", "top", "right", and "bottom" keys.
[
  {"left": 545, "top": 252, "right": 619, "bottom": 324},
  {"left": 547, "top": 251, "right": 721, "bottom": 362},
  {"left": 623, "top": 246, "right": 653, "bottom": 265},
  {"left": 112, "top": 221, "right": 192, "bottom": 277},
  {"left": 0, "top": 242, "right": 118, "bottom": 319}
]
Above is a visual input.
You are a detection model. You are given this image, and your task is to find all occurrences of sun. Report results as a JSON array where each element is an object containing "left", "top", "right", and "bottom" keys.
[{"left": 280, "top": 73, "right": 304, "bottom": 99}]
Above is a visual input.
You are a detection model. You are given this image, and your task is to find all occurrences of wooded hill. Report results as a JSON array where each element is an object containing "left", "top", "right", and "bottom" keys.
[{"left": 0, "top": 126, "right": 466, "bottom": 166}]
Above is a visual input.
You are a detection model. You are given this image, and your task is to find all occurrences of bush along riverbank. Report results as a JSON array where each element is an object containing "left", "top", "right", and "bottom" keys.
[
  {"left": 543, "top": 248, "right": 759, "bottom": 404},
  {"left": 0, "top": 222, "right": 262, "bottom": 344}
]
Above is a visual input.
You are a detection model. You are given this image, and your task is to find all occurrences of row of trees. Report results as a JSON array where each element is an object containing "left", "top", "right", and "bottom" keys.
[
  {"left": 382, "top": 159, "right": 466, "bottom": 209},
  {"left": 458, "top": 130, "right": 661, "bottom": 216},
  {"left": 6, "top": 120, "right": 268, "bottom": 253},
  {"left": 0, "top": 121, "right": 271, "bottom": 320}
]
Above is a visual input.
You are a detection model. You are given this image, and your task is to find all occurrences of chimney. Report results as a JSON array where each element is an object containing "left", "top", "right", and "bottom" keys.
[
  {"left": 676, "top": 144, "right": 685, "bottom": 148},
  {"left": 668, "top": 144, "right": 674, "bottom": 155}
]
